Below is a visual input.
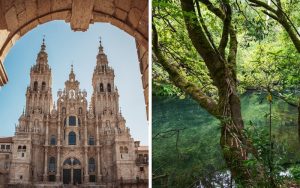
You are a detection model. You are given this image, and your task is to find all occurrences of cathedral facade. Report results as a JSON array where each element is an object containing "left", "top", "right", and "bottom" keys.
[{"left": 0, "top": 39, "right": 148, "bottom": 187}]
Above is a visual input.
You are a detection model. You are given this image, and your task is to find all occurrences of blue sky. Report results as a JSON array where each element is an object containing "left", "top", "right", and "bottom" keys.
[{"left": 0, "top": 21, "right": 148, "bottom": 145}]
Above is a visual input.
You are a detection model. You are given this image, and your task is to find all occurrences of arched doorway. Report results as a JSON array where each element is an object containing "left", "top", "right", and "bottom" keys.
[
  {"left": 63, "top": 157, "right": 82, "bottom": 185},
  {"left": 0, "top": 0, "right": 148, "bottom": 113}
]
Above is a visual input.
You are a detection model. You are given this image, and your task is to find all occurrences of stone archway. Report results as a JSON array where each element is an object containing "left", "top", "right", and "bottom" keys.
[{"left": 0, "top": 0, "right": 148, "bottom": 112}]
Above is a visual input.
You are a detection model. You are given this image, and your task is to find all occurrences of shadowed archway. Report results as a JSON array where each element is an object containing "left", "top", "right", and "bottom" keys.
[{"left": 0, "top": 0, "right": 148, "bottom": 112}]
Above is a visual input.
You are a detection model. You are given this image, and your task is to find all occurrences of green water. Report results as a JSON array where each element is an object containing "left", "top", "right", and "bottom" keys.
[{"left": 153, "top": 92, "right": 300, "bottom": 187}]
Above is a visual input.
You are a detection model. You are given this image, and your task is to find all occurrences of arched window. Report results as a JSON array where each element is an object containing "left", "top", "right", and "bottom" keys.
[
  {"left": 124, "top": 146, "right": 128, "bottom": 153},
  {"left": 63, "top": 158, "right": 72, "bottom": 165},
  {"left": 73, "top": 158, "right": 81, "bottom": 165},
  {"left": 22, "top": 146, "right": 26, "bottom": 151},
  {"left": 120, "top": 146, "right": 124, "bottom": 153},
  {"left": 88, "top": 158, "right": 96, "bottom": 172},
  {"left": 33, "top": 81, "right": 38, "bottom": 91},
  {"left": 18, "top": 146, "right": 21, "bottom": 151},
  {"left": 78, "top": 118, "right": 81, "bottom": 126},
  {"left": 69, "top": 116, "right": 76, "bottom": 126},
  {"left": 42, "top": 82, "right": 46, "bottom": 91},
  {"left": 89, "top": 136, "right": 95, "bottom": 145},
  {"left": 49, "top": 157, "right": 56, "bottom": 172},
  {"left": 78, "top": 107, "right": 82, "bottom": 114},
  {"left": 50, "top": 135, "right": 56, "bottom": 145},
  {"left": 68, "top": 131, "right": 76, "bottom": 145},
  {"left": 100, "top": 83, "right": 104, "bottom": 92},
  {"left": 107, "top": 83, "right": 111, "bottom": 92}
]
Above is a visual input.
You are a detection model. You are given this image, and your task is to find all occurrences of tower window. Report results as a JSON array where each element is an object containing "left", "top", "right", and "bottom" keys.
[
  {"left": 49, "top": 157, "right": 56, "bottom": 172},
  {"left": 78, "top": 107, "right": 82, "bottom": 114},
  {"left": 21, "top": 153, "right": 24, "bottom": 157},
  {"left": 100, "top": 83, "right": 104, "bottom": 92},
  {"left": 69, "top": 131, "right": 76, "bottom": 145},
  {"left": 107, "top": 83, "right": 111, "bottom": 92},
  {"left": 89, "top": 136, "right": 95, "bottom": 145},
  {"left": 88, "top": 158, "right": 96, "bottom": 172},
  {"left": 50, "top": 135, "right": 56, "bottom": 145},
  {"left": 33, "top": 81, "right": 38, "bottom": 91},
  {"left": 120, "top": 146, "right": 124, "bottom": 153},
  {"left": 124, "top": 146, "right": 128, "bottom": 153},
  {"left": 22, "top": 146, "right": 26, "bottom": 151},
  {"left": 42, "top": 82, "right": 46, "bottom": 91},
  {"left": 69, "top": 116, "right": 76, "bottom": 126}
]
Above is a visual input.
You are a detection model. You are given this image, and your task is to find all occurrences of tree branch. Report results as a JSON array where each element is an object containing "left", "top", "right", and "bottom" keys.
[
  {"left": 247, "top": 0, "right": 277, "bottom": 13},
  {"left": 153, "top": 23, "right": 220, "bottom": 118},
  {"left": 218, "top": 2, "right": 232, "bottom": 58}
]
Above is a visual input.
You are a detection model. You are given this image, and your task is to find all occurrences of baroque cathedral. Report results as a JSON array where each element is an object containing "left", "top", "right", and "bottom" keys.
[{"left": 0, "top": 39, "right": 148, "bottom": 187}]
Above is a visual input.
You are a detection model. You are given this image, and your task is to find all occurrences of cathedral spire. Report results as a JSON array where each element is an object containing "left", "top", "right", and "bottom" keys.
[
  {"left": 98, "top": 36, "right": 104, "bottom": 54},
  {"left": 96, "top": 36, "right": 108, "bottom": 65},
  {"left": 35, "top": 35, "right": 48, "bottom": 66},
  {"left": 69, "top": 64, "right": 75, "bottom": 81},
  {"left": 41, "top": 35, "right": 46, "bottom": 52}
]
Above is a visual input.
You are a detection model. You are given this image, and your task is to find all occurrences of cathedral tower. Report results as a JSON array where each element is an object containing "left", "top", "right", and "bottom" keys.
[
  {"left": 91, "top": 39, "right": 119, "bottom": 116},
  {"left": 10, "top": 38, "right": 53, "bottom": 184},
  {"left": 25, "top": 38, "right": 53, "bottom": 115}
]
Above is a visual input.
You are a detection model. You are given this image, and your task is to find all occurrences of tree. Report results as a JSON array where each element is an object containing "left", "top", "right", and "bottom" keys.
[{"left": 153, "top": 0, "right": 265, "bottom": 186}]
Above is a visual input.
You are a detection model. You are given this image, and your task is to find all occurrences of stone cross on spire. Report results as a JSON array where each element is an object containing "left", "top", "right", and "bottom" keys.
[
  {"left": 69, "top": 64, "right": 75, "bottom": 81},
  {"left": 41, "top": 35, "right": 46, "bottom": 51},
  {"left": 98, "top": 36, "right": 104, "bottom": 54}
]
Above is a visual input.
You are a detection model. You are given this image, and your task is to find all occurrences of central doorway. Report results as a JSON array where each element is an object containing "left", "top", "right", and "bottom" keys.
[{"left": 63, "top": 157, "right": 82, "bottom": 185}]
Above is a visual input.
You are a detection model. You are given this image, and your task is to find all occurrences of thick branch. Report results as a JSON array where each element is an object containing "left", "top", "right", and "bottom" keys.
[
  {"left": 198, "top": 0, "right": 226, "bottom": 19},
  {"left": 218, "top": 2, "right": 232, "bottom": 57},
  {"left": 248, "top": 0, "right": 277, "bottom": 13},
  {"left": 180, "top": 0, "right": 225, "bottom": 83},
  {"left": 153, "top": 23, "right": 220, "bottom": 118}
]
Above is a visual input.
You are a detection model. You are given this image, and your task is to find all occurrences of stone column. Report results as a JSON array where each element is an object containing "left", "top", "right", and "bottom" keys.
[
  {"left": 84, "top": 116, "right": 89, "bottom": 183},
  {"left": 97, "top": 146, "right": 102, "bottom": 183},
  {"left": 84, "top": 147, "right": 89, "bottom": 183},
  {"left": 43, "top": 148, "right": 48, "bottom": 181},
  {"left": 57, "top": 115, "right": 61, "bottom": 145},
  {"left": 56, "top": 146, "right": 61, "bottom": 182},
  {"left": 84, "top": 117, "right": 87, "bottom": 146},
  {"left": 71, "top": 167, "right": 73, "bottom": 184},
  {"left": 45, "top": 116, "right": 49, "bottom": 145},
  {"left": 96, "top": 116, "right": 99, "bottom": 146}
]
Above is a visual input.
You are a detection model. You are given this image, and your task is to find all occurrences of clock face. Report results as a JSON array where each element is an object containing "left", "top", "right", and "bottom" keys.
[{"left": 69, "top": 89, "right": 75, "bottom": 99}]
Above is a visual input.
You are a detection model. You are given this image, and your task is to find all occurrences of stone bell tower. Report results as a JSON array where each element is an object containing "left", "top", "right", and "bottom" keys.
[
  {"left": 91, "top": 39, "right": 119, "bottom": 116},
  {"left": 25, "top": 38, "right": 53, "bottom": 115},
  {"left": 9, "top": 38, "right": 53, "bottom": 185}
]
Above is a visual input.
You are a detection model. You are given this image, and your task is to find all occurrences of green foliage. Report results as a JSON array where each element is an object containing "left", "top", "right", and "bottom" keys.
[
  {"left": 152, "top": 0, "right": 218, "bottom": 99},
  {"left": 290, "top": 165, "right": 300, "bottom": 180}
]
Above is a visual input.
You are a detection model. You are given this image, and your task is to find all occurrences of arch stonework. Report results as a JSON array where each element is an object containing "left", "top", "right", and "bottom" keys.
[{"left": 0, "top": 0, "right": 148, "bottom": 112}]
